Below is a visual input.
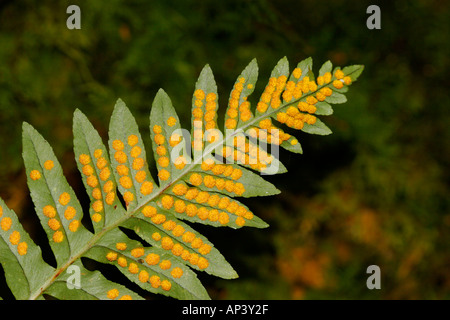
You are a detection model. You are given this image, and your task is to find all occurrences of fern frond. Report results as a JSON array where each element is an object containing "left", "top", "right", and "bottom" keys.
[{"left": 0, "top": 57, "right": 363, "bottom": 300}]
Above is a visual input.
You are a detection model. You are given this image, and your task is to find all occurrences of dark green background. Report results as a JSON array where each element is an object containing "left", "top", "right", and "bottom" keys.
[{"left": 0, "top": 0, "right": 449, "bottom": 299}]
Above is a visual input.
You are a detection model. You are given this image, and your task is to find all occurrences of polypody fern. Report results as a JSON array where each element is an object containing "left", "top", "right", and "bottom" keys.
[{"left": 0, "top": 57, "right": 363, "bottom": 300}]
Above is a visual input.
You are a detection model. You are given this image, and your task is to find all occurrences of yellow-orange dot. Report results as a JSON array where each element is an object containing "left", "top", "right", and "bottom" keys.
[
  {"left": 206, "top": 92, "right": 217, "bottom": 102},
  {"left": 116, "top": 242, "right": 127, "bottom": 251},
  {"left": 230, "top": 168, "right": 243, "bottom": 180},
  {"left": 235, "top": 206, "right": 247, "bottom": 216},
  {"left": 157, "top": 156, "right": 170, "bottom": 168},
  {"left": 53, "top": 231, "right": 64, "bottom": 243},
  {"left": 17, "top": 242, "right": 28, "bottom": 256},
  {"left": 103, "top": 180, "right": 114, "bottom": 193},
  {"left": 130, "top": 146, "right": 142, "bottom": 158},
  {"left": 333, "top": 79, "right": 344, "bottom": 89},
  {"left": 185, "top": 188, "right": 200, "bottom": 200},
  {"left": 117, "top": 257, "right": 127, "bottom": 267},
  {"left": 323, "top": 72, "right": 332, "bottom": 83},
  {"left": 149, "top": 275, "right": 161, "bottom": 288},
  {"left": 44, "top": 160, "right": 54, "bottom": 170},
  {"left": 181, "top": 250, "right": 191, "bottom": 261},
  {"left": 135, "top": 170, "right": 147, "bottom": 183},
  {"left": 86, "top": 175, "right": 99, "bottom": 188},
  {"left": 236, "top": 216, "right": 246, "bottom": 227},
  {"left": 158, "top": 169, "right": 170, "bottom": 181},
  {"left": 69, "top": 220, "right": 79, "bottom": 232},
  {"left": 234, "top": 183, "right": 245, "bottom": 196},
  {"left": 92, "top": 213, "right": 102, "bottom": 223},
  {"left": 185, "top": 204, "right": 197, "bottom": 217},
  {"left": 161, "top": 237, "right": 174, "bottom": 250},
  {"left": 154, "top": 134, "right": 165, "bottom": 145},
  {"left": 197, "top": 257, "right": 209, "bottom": 270},
  {"left": 9, "top": 231, "right": 20, "bottom": 245},
  {"left": 79, "top": 154, "right": 91, "bottom": 165},
  {"left": 162, "top": 220, "right": 176, "bottom": 231},
  {"left": 114, "top": 151, "right": 127, "bottom": 164},
  {"left": 172, "top": 183, "right": 188, "bottom": 196},
  {"left": 225, "top": 118, "right": 237, "bottom": 129},
  {"left": 171, "top": 267, "right": 183, "bottom": 278},
  {"left": 189, "top": 253, "right": 199, "bottom": 265},
  {"left": 132, "top": 158, "right": 145, "bottom": 171},
  {"left": 119, "top": 176, "right": 133, "bottom": 189},
  {"left": 159, "top": 259, "right": 171, "bottom": 270},
  {"left": 92, "top": 200, "right": 103, "bottom": 213},
  {"left": 219, "top": 212, "right": 230, "bottom": 225},
  {"left": 43, "top": 205, "right": 56, "bottom": 218},
  {"left": 156, "top": 145, "right": 167, "bottom": 156},
  {"left": 128, "top": 262, "right": 139, "bottom": 274},
  {"left": 199, "top": 243, "right": 212, "bottom": 255},
  {"left": 131, "top": 247, "right": 145, "bottom": 258},
  {"left": 335, "top": 69, "right": 344, "bottom": 80},
  {"left": 161, "top": 195, "right": 174, "bottom": 209},
  {"left": 106, "top": 251, "right": 118, "bottom": 261},
  {"left": 203, "top": 175, "right": 215, "bottom": 188},
  {"left": 207, "top": 194, "right": 220, "bottom": 207},
  {"left": 92, "top": 188, "right": 102, "bottom": 200},
  {"left": 182, "top": 231, "right": 196, "bottom": 243},
  {"left": 191, "top": 237, "right": 203, "bottom": 249},
  {"left": 174, "top": 200, "right": 186, "bottom": 213},
  {"left": 99, "top": 167, "right": 111, "bottom": 181},
  {"left": 153, "top": 125, "right": 162, "bottom": 134},
  {"left": 195, "top": 192, "right": 210, "bottom": 205},
  {"left": 161, "top": 280, "right": 172, "bottom": 291},
  {"left": 208, "top": 209, "right": 219, "bottom": 222},
  {"left": 172, "top": 225, "right": 185, "bottom": 237},
  {"left": 211, "top": 164, "right": 226, "bottom": 175},
  {"left": 119, "top": 295, "right": 132, "bottom": 300},
  {"left": 292, "top": 67, "right": 302, "bottom": 79},
  {"left": 0, "top": 218, "right": 11, "bottom": 232},
  {"left": 140, "top": 181, "right": 153, "bottom": 195},
  {"left": 343, "top": 76, "right": 352, "bottom": 85},
  {"left": 172, "top": 243, "right": 183, "bottom": 256},
  {"left": 96, "top": 157, "right": 107, "bottom": 170},
  {"left": 169, "top": 133, "right": 182, "bottom": 147},
  {"left": 94, "top": 149, "right": 103, "bottom": 159},
  {"left": 142, "top": 205, "right": 157, "bottom": 218},
  {"left": 112, "top": 139, "right": 124, "bottom": 151},
  {"left": 145, "top": 253, "right": 160, "bottom": 265},
  {"left": 105, "top": 192, "right": 115, "bottom": 205},
  {"left": 193, "top": 106, "right": 203, "bottom": 117},
  {"left": 48, "top": 218, "right": 61, "bottom": 231},
  {"left": 218, "top": 197, "right": 230, "bottom": 209},
  {"left": 152, "top": 232, "right": 161, "bottom": 241},
  {"left": 128, "top": 135, "right": 139, "bottom": 147},
  {"left": 151, "top": 213, "right": 166, "bottom": 225},
  {"left": 194, "top": 89, "right": 205, "bottom": 100},
  {"left": 59, "top": 192, "right": 70, "bottom": 206},
  {"left": 244, "top": 211, "right": 254, "bottom": 220},
  {"left": 30, "top": 170, "right": 41, "bottom": 180},
  {"left": 107, "top": 289, "right": 119, "bottom": 300},
  {"left": 167, "top": 116, "right": 177, "bottom": 127},
  {"left": 189, "top": 173, "right": 202, "bottom": 186},
  {"left": 224, "top": 180, "right": 235, "bottom": 193},
  {"left": 138, "top": 270, "right": 149, "bottom": 283}
]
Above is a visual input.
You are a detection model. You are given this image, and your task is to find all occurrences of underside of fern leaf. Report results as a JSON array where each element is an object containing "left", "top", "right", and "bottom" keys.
[{"left": 0, "top": 57, "right": 363, "bottom": 300}]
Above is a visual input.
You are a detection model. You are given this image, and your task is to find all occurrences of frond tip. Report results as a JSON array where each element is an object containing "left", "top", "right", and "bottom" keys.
[{"left": 0, "top": 57, "right": 363, "bottom": 300}]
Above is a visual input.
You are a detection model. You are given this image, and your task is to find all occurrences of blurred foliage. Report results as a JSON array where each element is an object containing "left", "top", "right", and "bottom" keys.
[{"left": 0, "top": 0, "right": 449, "bottom": 299}]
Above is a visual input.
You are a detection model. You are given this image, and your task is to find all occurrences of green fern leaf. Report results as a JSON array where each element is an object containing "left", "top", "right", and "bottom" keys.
[{"left": 0, "top": 57, "right": 363, "bottom": 300}]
